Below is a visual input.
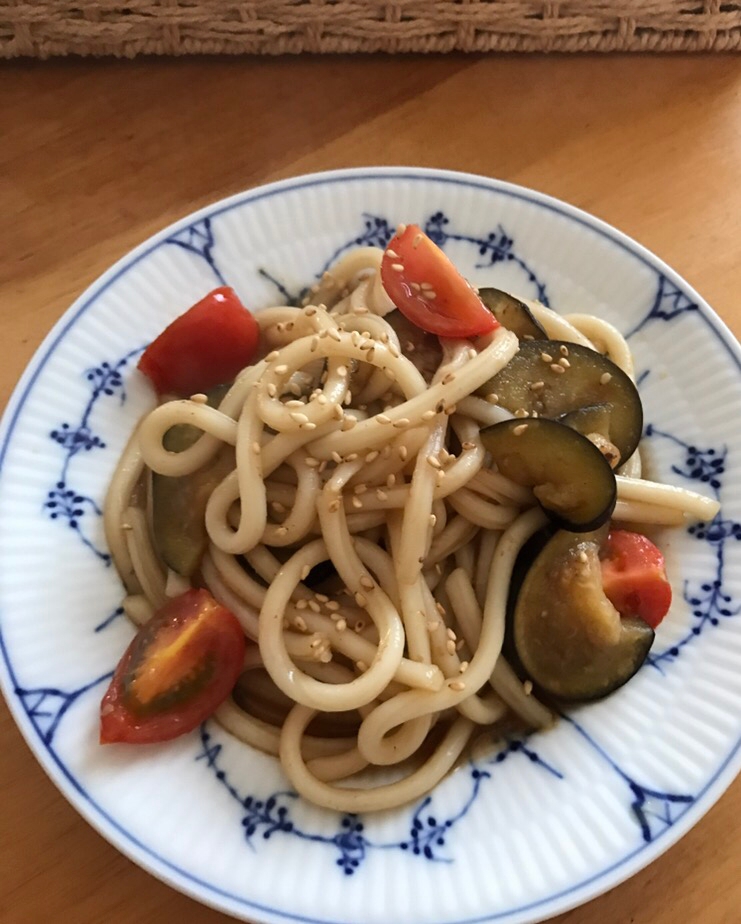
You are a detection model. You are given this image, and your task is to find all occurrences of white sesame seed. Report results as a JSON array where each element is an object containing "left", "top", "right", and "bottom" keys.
[
  {"left": 559, "top": 344, "right": 569, "bottom": 356},
  {"left": 429, "top": 514, "right": 437, "bottom": 527},
  {"left": 304, "top": 305, "right": 318, "bottom": 317},
  {"left": 328, "top": 327, "right": 342, "bottom": 342},
  {"left": 410, "top": 282, "right": 421, "bottom": 293},
  {"left": 541, "top": 352, "right": 553, "bottom": 363},
  {"left": 331, "top": 450, "right": 343, "bottom": 464},
  {"left": 341, "top": 417, "right": 356, "bottom": 430},
  {"left": 304, "top": 456, "right": 320, "bottom": 468},
  {"left": 425, "top": 290, "right": 437, "bottom": 300},
  {"left": 296, "top": 599, "right": 308, "bottom": 610},
  {"left": 514, "top": 408, "right": 529, "bottom": 418},
  {"left": 332, "top": 403, "right": 344, "bottom": 420},
  {"left": 301, "top": 565, "right": 311, "bottom": 580},
  {"left": 461, "top": 441, "right": 476, "bottom": 451},
  {"left": 446, "top": 639, "right": 457, "bottom": 655},
  {"left": 308, "top": 600, "right": 321, "bottom": 613},
  {"left": 336, "top": 618, "right": 347, "bottom": 632},
  {"left": 396, "top": 223, "right": 407, "bottom": 236},
  {"left": 485, "top": 393, "right": 499, "bottom": 405},
  {"left": 393, "top": 418, "right": 410, "bottom": 429},
  {"left": 523, "top": 680, "right": 534, "bottom": 695},
  {"left": 391, "top": 263, "right": 404, "bottom": 272},
  {"left": 376, "top": 489, "right": 388, "bottom": 501},
  {"left": 346, "top": 453, "right": 358, "bottom": 462},
  {"left": 294, "top": 616, "right": 307, "bottom": 631},
  {"left": 354, "top": 484, "right": 368, "bottom": 495},
  {"left": 266, "top": 350, "right": 280, "bottom": 361},
  {"left": 446, "top": 627, "right": 456, "bottom": 640},
  {"left": 354, "top": 592, "right": 367, "bottom": 607},
  {"left": 559, "top": 357, "right": 570, "bottom": 368},
  {"left": 449, "top": 680, "right": 466, "bottom": 692},
  {"left": 356, "top": 660, "right": 368, "bottom": 673},
  {"left": 276, "top": 525, "right": 288, "bottom": 537},
  {"left": 459, "top": 661, "right": 469, "bottom": 673},
  {"left": 360, "top": 575, "right": 375, "bottom": 590},
  {"left": 352, "top": 496, "right": 363, "bottom": 509},
  {"left": 275, "top": 364, "right": 289, "bottom": 375},
  {"left": 427, "top": 620, "right": 440, "bottom": 633},
  {"left": 427, "top": 454, "right": 442, "bottom": 470},
  {"left": 550, "top": 364, "right": 566, "bottom": 374},
  {"left": 513, "top": 423, "right": 529, "bottom": 436},
  {"left": 252, "top": 441, "right": 262, "bottom": 454},
  {"left": 190, "top": 393, "right": 208, "bottom": 404},
  {"left": 530, "top": 381, "right": 545, "bottom": 392},
  {"left": 290, "top": 411, "right": 310, "bottom": 424},
  {"left": 600, "top": 372, "right": 613, "bottom": 385},
  {"left": 376, "top": 413, "right": 392, "bottom": 425},
  {"left": 398, "top": 446, "right": 409, "bottom": 461},
  {"left": 365, "top": 450, "right": 379, "bottom": 463}
]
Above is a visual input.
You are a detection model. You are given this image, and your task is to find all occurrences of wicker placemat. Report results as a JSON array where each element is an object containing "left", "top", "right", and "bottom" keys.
[{"left": 2, "top": 1, "right": 740, "bottom": 58}]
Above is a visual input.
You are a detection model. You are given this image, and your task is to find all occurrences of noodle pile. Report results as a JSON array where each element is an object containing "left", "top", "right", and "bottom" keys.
[{"left": 105, "top": 245, "right": 719, "bottom": 812}]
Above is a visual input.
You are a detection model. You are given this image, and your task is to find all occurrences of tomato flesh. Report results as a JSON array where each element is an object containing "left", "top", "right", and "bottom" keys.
[
  {"left": 138, "top": 286, "right": 260, "bottom": 396},
  {"left": 600, "top": 530, "right": 672, "bottom": 629},
  {"left": 100, "top": 589, "right": 246, "bottom": 744},
  {"left": 380, "top": 225, "right": 498, "bottom": 338}
]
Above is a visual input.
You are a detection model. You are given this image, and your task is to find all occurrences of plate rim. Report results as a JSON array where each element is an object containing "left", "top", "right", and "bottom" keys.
[{"left": 1, "top": 165, "right": 740, "bottom": 924}]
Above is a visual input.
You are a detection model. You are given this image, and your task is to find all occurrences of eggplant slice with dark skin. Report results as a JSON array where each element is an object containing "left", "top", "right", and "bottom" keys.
[
  {"left": 478, "top": 288, "right": 548, "bottom": 341},
  {"left": 480, "top": 418, "right": 617, "bottom": 531},
  {"left": 512, "top": 526, "right": 655, "bottom": 701},
  {"left": 481, "top": 339, "right": 643, "bottom": 466}
]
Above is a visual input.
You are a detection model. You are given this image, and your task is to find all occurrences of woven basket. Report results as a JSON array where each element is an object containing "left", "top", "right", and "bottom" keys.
[{"left": 2, "top": 1, "right": 740, "bottom": 58}]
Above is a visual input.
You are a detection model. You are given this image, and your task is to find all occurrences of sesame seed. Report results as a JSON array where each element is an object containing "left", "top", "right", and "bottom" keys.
[
  {"left": 304, "top": 305, "right": 318, "bottom": 317},
  {"left": 365, "top": 450, "right": 379, "bottom": 463},
  {"left": 427, "top": 620, "right": 440, "bottom": 632},
  {"left": 275, "top": 364, "right": 289, "bottom": 375},
  {"left": 317, "top": 394, "right": 328, "bottom": 405},
  {"left": 252, "top": 441, "right": 262, "bottom": 454},
  {"left": 290, "top": 412, "right": 310, "bottom": 424},
  {"left": 559, "top": 357, "right": 570, "bottom": 369},
  {"left": 346, "top": 453, "right": 358, "bottom": 461},
  {"left": 393, "top": 418, "right": 410, "bottom": 429},
  {"left": 318, "top": 458, "right": 326, "bottom": 470},
  {"left": 310, "top": 336, "right": 319, "bottom": 352},
  {"left": 446, "top": 639, "right": 457, "bottom": 655},
  {"left": 559, "top": 345, "right": 569, "bottom": 356},
  {"left": 354, "top": 592, "right": 367, "bottom": 607},
  {"left": 436, "top": 601, "right": 447, "bottom": 616},
  {"left": 301, "top": 565, "right": 311, "bottom": 580},
  {"left": 429, "top": 514, "right": 437, "bottom": 527},
  {"left": 266, "top": 383, "right": 277, "bottom": 397},
  {"left": 410, "top": 282, "right": 421, "bottom": 293},
  {"left": 356, "top": 660, "right": 368, "bottom": 673},
  {"left": 304, "top": 456, "right": 320, "bottom": 468},
  {"left": 398, "top": 446, "right": 409, "bottom": 461},
  {"left": 513, "top": 423, "right": 529, "bottom": 436},
  {"left": 461, "top": 441, "right": 476, "bottom": 451},
  {"left": 190, "top": 393, "right": 208, "bottom": 404},
  {"left": 530, "top": 381, "right": 545, "bottom": 392},
  {"left": 578, "top": 550, "right": 588, "bottom": 563},
  {"left": 310, "top": 637, "right": 323, "bottom": 649},
  {"left": 600, "top": 372, "right": 613, "bottom": 385},
  {"left": 459, "top": 661, "right": 469, "bottom": 673},
  {"left": 294, "top": 616, "right": 307, "bottom": 631},
  {"left": 376, "top": 489, "right": 388, "bottom": 501},
  {"left": 396, "top": 223, "right": 407, "bottom": 236},
  {"left": 308, "top": 600, "right": 321, "bottom": 613},
  {"left": 514, "top": 408, "right": 529, "bottom": 418},
  {"left": 336, "top": 618, "right": 347, "bottom": 632},
  {"left": 271, "top": 501, "right": 286, "bottom": 514},
  {"left": 376, "top": 413, "right": 392, "bottom": 425},
  {"left": 286, "top": 399, "right": 304, "bottom": 408},
  {"left": 360, "top": 575, "right": 375, "bottom": 590},
  {"left": 427, "top": 454, "right": 442, "bottom": 470},
  {"left": 276, "top": 526, "right": 288, "bottom": 537},
  {"left": 296, "top": 599, "right": 308, "bottom": 610},
  {"left": 331, "top": 450, "right": 343, "bottom": 464},
  {"left": 391, "top": 263, "right": 404, "bottom": 272},
  {"left": 421, "top": 409, "right": 436, "bottom": 421},
  {"left": 354, "top": 484, "right": 368, "bottom": 495},
  {"left": 413, "top": 233, "right": 422, "bottom": 248},
  {"left": 444, "top": 404, "right": 457, "bottom": 416},
  {"left": 337, "top": 365, "right": 348, "bottom": 377},
  {"left": 386, "top": 249, "right": 399, "bottom": 259},
  {"left": 326, "top": 600, "right": 340, "bottom": 611},
  {"left": 550, "top": 364, "right": 565, "bottom": 374},
  {"left": 485, "top": 393, "right": 499, "bottom": 405},
  {"left": 352, "top": 496, "right": 363, "bottom": 509},
  {"left": 446, "top": 627, "right": 456, "bottom": 640},
  {"left": 341, "top": 417, "right": 356, "bottom": 431},
  {"left": 523, "top": 680, "right": 534, "bottom": 695},
  {"left": 332, "top": 403, "right": 344, "bottom": 420},
  {"left": 435, "top": 563, "right": 443, "bottom": 575},
  {"left": 266, "top": 350, "right": 280, "bottom": 362},
  {"left": 436, "top": 469, "right": 446, "bottom": 485},
  {"left": 354, "top": 305, "right": 370, "bottom": 315},
  {"left": 449, "top": 680, "right": 466, "bottom": 692},
  {"left": 425, "top": 291, "right": 437, "bottom": 300},
  {"left": 386, "top": 473, "right": 396, "bottom": 487},
  {"left": 541, "top": 352, "right": 553, "bottom": 364}
]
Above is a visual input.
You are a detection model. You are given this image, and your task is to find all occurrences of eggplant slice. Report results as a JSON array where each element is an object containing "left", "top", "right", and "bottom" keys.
[
  {"left": 481, "top": 340, "right": 643, "bottom": 464},
  {"left": 480, "top": 418, "right": 617, "bottom": 531},
  {"left": 478, "top": 288, "right": 547, "bottom": 341},
  {"left": 152, "top": 384, "right": 232, "bottom": 576},
  {"left": 512, "top": 527, "right": 654, "bottom": 701}
]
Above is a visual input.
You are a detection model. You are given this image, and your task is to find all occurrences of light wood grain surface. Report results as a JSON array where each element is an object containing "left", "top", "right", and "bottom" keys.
[{"left": 2, "top": 52, "right": 741, "bottom": 924}]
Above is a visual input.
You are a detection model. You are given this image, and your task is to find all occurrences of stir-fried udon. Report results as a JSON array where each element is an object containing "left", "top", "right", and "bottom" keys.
[{"left": 101, "top": 223, "right": 719, "bottom": 813}]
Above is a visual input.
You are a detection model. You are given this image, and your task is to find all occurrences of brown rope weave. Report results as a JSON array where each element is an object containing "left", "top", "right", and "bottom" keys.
[{"left": 2, "top": 1, "right": 740, "bottom": 58}]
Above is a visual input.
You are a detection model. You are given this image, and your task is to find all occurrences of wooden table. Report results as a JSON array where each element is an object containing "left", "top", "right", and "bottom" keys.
[{"left": 2, "top": 52, "right": 741, "bottom": 924}]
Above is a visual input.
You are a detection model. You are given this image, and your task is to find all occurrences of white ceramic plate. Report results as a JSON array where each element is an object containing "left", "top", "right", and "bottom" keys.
[{"left": 2, "top": 167, "right": 741, "bottom": 924}]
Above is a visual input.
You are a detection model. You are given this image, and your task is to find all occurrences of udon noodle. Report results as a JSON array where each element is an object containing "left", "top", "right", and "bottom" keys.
[{"left": 105, "top": 243, "right": 719, "bottom": 812}]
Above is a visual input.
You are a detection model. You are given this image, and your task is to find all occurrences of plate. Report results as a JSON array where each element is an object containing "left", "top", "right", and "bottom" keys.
[{"left": 2, "top": 167, "right": 741, "bottom": 924}]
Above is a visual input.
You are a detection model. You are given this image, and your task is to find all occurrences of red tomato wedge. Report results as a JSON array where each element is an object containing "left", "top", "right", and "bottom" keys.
[
  {"left": 380, "top": 225, "right": 498, "bottom": 338},
  {"left": 600, "top": 530, "right": 672, "bottom": 629},
  {"left": 100, "top": 589, "right": 246, "bottom": 744},
  {"left": 138, "top": 286, "right": 260, "bottom": 396}
]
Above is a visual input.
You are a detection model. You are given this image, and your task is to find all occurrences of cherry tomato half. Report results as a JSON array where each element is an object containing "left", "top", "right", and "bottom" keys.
[
  {"left": 100, "top": 589, "right": 246, "bottom": 744},
  {"left": 138, "top": 286, "right": 260, "bottom": 396},
  {"left": 380, "top": 225, "right": 498, "bottom": 339},
  {"left": 600, "top": 530, "right": 672, "bottom": 629}
]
